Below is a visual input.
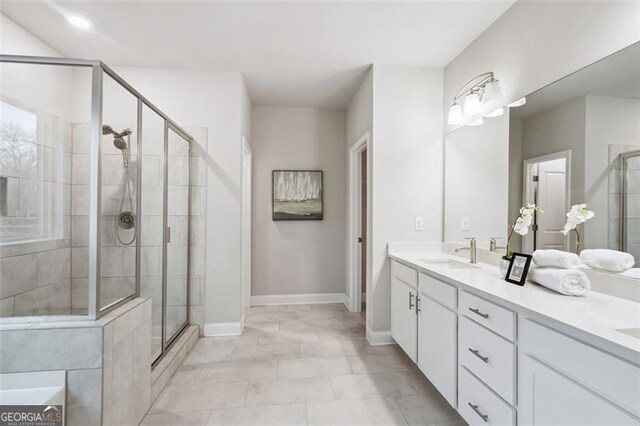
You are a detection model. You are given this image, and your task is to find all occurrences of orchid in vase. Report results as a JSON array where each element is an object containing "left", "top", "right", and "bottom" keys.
[
  {"left": 561, "top": 204, "right": 594, "bottom": 254},
  {"left": 504, "top": 204, "right": 542, "bottom": 261}
]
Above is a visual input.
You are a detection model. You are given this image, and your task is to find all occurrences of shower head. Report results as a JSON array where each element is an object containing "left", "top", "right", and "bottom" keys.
[
  {"left": 102, "top": 125, "right": 115, "bottom": 135},
  {"left": 113, "top": 137, "right": 128, "bottom": 150}
]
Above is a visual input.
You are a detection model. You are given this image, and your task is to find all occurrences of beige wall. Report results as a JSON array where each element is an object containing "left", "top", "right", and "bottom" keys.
[
  {"left": 371, "top": 65, "right": 444, "bottom": 332},
  {"left": 250, "top": 106, "right": 347, "bottom": 297}
]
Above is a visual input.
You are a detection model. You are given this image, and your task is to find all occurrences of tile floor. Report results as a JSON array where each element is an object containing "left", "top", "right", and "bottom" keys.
[{"left": 141, "top": 303, "right": 465, "bottom": 425}]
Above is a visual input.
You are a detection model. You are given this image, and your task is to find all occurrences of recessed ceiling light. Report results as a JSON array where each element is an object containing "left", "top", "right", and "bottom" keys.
[{"left": 66, "top": 14, "right": 93, "bottom": 30}]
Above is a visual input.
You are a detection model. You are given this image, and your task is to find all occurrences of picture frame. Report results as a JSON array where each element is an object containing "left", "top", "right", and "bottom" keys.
[
  {"left": 505, "top": 252, "right": 532, "bottom": 286},
  {"left": 272, "top": 170, "right": 323, "bottom": 221}
]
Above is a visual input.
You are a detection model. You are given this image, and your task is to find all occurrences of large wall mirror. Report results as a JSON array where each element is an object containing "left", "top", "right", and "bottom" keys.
[{"left": 444, "top": 41, "right": 639, "bottom": 279}]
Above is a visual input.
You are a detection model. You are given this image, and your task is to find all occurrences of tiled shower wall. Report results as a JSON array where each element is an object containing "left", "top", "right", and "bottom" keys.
[
  {"left": 188, "top": 128, "right": 207, "bottom": 335},
  {"left": 0, "top": 108, "right": 73, "bottom": 317},
  {"left": 71, "top": 123, "right": 140, "bottom": 312}
]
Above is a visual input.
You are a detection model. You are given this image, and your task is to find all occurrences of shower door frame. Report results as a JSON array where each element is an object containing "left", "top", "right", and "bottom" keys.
[
  {"left": 620, "top": 149, "right": 640, "bottom": 252},
  {"left": 0, "top": 55, "right": 193, "bottom": 334}
]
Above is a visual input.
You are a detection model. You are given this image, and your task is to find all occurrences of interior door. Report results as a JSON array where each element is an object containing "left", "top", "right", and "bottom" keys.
[{"left": 534, "top": 158, "right": 566, "bottom": 250}]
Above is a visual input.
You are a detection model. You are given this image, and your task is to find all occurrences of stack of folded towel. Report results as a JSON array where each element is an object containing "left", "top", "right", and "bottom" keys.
[
  {"left": 529, "top": 249, "right": 590, "bottom": 296},
  {"left": 580, "top": 249, "right": 636, "bottom": 273}
]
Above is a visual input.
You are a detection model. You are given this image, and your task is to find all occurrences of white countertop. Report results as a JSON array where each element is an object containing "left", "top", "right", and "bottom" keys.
[{"left": 388, "top": 248, "right": 640, "bottom": 365}]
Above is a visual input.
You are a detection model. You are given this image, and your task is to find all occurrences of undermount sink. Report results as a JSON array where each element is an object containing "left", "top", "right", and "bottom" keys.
[
  {"left": 416, "top": 259, "right": 478, "bottom": 269},
  {"left": 617, "top": 328, "right": 640, "bottom": 339}
]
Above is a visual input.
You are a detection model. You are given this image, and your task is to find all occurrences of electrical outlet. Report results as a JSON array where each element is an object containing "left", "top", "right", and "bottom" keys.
[
  {"left": 461, "top": 217, "right": 470, "bottom": 231},
  {"left": 415, "top": 217, "right": 424, "bottom": 231}
]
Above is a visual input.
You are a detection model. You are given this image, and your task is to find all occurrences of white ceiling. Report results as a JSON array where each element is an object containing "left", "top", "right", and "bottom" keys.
[{"left": 1, "top": 1, "right": 515, "bottom": 109}]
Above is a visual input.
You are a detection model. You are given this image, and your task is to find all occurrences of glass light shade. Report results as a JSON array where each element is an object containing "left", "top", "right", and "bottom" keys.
[
  {"left": 469, "top": 117, "right": 484, "bottom": 126},
  {"left": 508, "top": 97, "right": 527, "bottom": 108},
  {"left": 486, "top": 107, "right": 504, "bottom": 118},
  {"left": 483, "top": 79, "right": 503, "bottom": 108},
  {"left": 463, "top": 93, "right": 482, "bottom": 117},
  {"left": 66, "top": 14, "right": 93, "bottom": 30},
  {"left": 447, "top": 104, "right": 464, "bottom": 125}
]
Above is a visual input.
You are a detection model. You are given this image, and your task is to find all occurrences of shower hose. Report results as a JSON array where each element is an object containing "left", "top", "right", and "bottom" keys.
[{"left": 116, "top": 134, "right": 136, "bottom": 246}]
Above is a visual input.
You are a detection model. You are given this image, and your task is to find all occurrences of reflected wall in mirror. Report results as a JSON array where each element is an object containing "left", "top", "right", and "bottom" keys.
[{"left": 509, "top": 42, "right": 640, "bottom": 276}]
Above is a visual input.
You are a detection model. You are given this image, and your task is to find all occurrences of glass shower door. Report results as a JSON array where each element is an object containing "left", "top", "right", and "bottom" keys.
[
  {"left": 622, "top": 151, "right": 640, "bottom": 264},
  {"left": 165, "top": 126, "right": 190, "bottom": 343}
]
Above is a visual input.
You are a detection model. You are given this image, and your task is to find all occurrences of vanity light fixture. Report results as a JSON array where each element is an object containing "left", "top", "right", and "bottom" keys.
[
  {"left": 486, "top": 107, "right": 504, "bottom": 118},
  {"left": 508, "top": 97, "right": 527, "bottom": 108},
  {"left": 66, "top": 14, "right": 93, "bottom": 30},
  {"left": 469, "top": 117, "right": 484, "bottom": 126},
  {"left": 447, "top": 72, "right": 503, "bottom": 126}
]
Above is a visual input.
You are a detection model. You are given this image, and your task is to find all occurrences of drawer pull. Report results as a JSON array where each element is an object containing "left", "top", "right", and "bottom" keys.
[
  {"left": 469, "top": 307, "right": 489, "bottom": 319},
  {"left": 468, "top": 403, "right": 489, "bottom": 422},
  {"left": 409, "top": 292, "right": 414, "bottom": 310},
  {"left": 468, "top": 348, "right": 489, "bottom": 363}
]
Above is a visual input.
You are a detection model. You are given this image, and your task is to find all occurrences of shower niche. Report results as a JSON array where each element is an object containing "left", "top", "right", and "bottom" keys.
[{"left": 0, "top": 56, "right": 193, "bottom": 365}]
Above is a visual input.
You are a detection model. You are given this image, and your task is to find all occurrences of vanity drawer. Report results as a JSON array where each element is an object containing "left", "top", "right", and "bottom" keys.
[
  {"left": 458, "top": 366, "right": 515, "bottom": 426},
  {"left": 460, "top": 291, "right": 516, "bottom": 341},
  {"left": 419, "top": 272, "right": 457, "bottom": 309},
  {"left": 520, "top": 319, "right": 640, "bottom": 417},
  {"left": 391, "top": 260, "right": 418, "bottom": 288},
  {"left": 459, "top": 316, "right": 516, "bottom": 405}
]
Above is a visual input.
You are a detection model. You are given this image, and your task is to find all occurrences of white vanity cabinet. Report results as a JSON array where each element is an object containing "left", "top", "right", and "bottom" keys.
[
  {"left": 417, "top": 273, "right": 458, "bottom": 407},
  {"left": 519, "top": 319, "right": 640, "bottom": 425},
  {"left": 390, "top": 261, "right": 418, "bottom": 361},
  {"left": 389, "top": 258, "right": 640, "bottom": 426}
]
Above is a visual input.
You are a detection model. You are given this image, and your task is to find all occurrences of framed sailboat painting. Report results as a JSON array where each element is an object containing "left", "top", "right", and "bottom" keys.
[{"left": 272, "top": 170, "right": 323, "bottom": 220}]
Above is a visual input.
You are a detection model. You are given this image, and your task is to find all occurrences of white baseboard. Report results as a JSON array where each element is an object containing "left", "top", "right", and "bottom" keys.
[
  {"left": 366, "top": 328, "right": 394, "bottom": 346},
  {"left": 203, "top": 321, "right": 243, "bottom": 337},
  {"left": 251, "top": 293, "right": 346, "bottom": 306}
]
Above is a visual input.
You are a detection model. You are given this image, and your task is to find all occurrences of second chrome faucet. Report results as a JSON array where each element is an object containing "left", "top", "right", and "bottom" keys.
[{"left": 455, "top": 237, "right": 477, "bottom": 264}]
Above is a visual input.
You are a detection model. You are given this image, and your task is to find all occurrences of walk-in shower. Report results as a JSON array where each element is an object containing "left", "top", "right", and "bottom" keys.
[
  {"left": 103, "top": 124, "right": 136, "bottom": 245},
  {"left": 0, "top": 54, "right": 193, "bottom": 365},
  {"left": 621, "top": 149, "right": 640, "bottom": 263}
]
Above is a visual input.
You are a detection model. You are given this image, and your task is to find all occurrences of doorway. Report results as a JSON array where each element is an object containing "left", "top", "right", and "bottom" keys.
[
  {"left": 523, "top": 151, "right": 571, "bottom": 252},
  {"left": 348, "top": 133, "right": 370, "bottom": 313}
]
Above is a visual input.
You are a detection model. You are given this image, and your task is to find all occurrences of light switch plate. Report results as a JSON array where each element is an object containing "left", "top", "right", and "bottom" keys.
[
  {"left": 461, "top": 217, "right": 470, "bottom": 231},
  {"left": 415, "top": 217, "right": 424, "bottom": 231}
]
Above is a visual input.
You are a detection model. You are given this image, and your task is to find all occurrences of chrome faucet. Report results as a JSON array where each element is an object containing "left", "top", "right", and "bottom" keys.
[
  {"left": 455, "top": 237, "right": 477, "bottom": 264},
  {"left": 489, "top": 237, "right": 506, "bottom": 252}
]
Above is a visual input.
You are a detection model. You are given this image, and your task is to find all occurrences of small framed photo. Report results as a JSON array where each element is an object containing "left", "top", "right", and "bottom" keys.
[{"left": 505, "top": 252, "right": 532, "bottom": 286}]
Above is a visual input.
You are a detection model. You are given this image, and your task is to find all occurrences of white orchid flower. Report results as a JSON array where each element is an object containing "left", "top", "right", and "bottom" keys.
[{"left": 566, "top": 204, "right": 595, "bottom": 224}]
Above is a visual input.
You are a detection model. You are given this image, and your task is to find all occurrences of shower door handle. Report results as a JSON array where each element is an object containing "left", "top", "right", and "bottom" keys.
[{"left": 167, "top": 227, "right": 171, "bottom": 243}]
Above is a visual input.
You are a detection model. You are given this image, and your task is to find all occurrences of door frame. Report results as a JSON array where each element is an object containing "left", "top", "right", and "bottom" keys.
[
  {"left": 347, "top": 132, "right": 370, "bottom": 313},
  {"left": 522, "top": 150, "right": 571, "bottom": 253},
  {"left": 241, "top": 137, "right": 252, "bottom": 309}
]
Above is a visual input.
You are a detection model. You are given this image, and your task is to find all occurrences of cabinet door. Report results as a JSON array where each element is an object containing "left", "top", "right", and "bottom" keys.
[
  {"left": 519, "top": 355, "right": 638, "bottom": 426},
  {"left": 418, "top": 295, "right": 457, "bottom": 408},
  {"left": 391, "top": 277, "right": 417, "bottom": 361}
]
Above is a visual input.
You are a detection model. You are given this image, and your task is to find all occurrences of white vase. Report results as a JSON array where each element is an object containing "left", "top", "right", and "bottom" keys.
[{"left": 499, "top": 258, "right": 510, "bottom": 278}]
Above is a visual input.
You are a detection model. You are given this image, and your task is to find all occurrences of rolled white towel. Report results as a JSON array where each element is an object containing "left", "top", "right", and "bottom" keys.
[
  {"left": 532, "top": 249, "right": 582, "bottom": 269},
  {"left": 528, "top": 266, "right": 590, "bottom": 296},
  {"left": 580, "top": 249, "right": 635, "bottom": 272}
]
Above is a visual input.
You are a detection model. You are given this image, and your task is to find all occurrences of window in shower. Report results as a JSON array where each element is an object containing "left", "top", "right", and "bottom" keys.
[{"left": 0, "top": 100, "right": 42, "bottom": 242}]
